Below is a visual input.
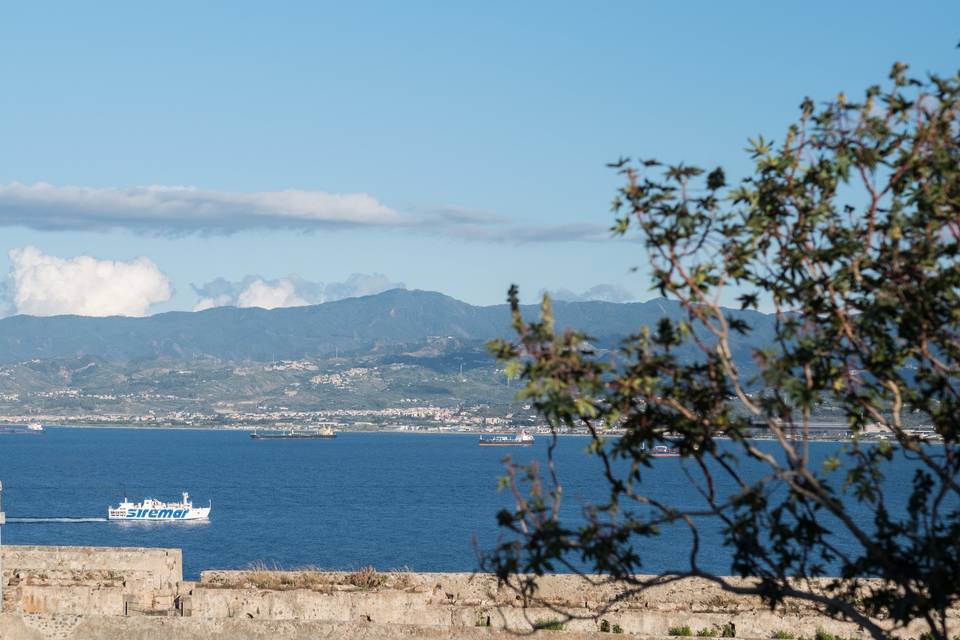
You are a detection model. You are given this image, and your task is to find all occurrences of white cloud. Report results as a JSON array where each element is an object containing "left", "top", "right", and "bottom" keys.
[
  {"left": 0, "top": 182, "right": 402, "bottom": 233},
  {"left": 236, "top": 279, "right": 308, "bottom": 310},
  {"left": 322, "top": 273, "right": 405, "bottom": 301},
  {"left": 8, "top": 246, "right": 172, "bottom": 317},
  {"left": 450, "top": 221, "right": 612, "bottom": 244},
  {"left": 192, "top": 273, "right": 404, "bottom": 311},
  {"left": 0, "top": 182, "right": 613, "bottom": 244},
  {"left": 192, "top": 294, "right": 234, "bottom": 312},
  {"left": 546, "top": 284, "right": 638, "bottom": 303}
]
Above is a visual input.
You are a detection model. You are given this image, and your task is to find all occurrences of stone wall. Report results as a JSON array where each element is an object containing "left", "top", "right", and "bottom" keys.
[
  {"left": 0, "top": 614, "right": 618, "bottom": 640},
  {"left": 193, "top": 570, "right": 958, "bottom": 638},
  {"left": 1, "top": 546, "right": 182, "bottom": 614},
  {"left": 19, "top": 586, "right": 124, "bottom": 616},
  {"left": 0, "top": 546, "right": 957, "bottom": 639}
]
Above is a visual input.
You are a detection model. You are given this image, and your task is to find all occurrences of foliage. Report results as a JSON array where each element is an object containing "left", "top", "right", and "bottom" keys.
[
  {"left": 346, "top": 566, "right": 385, "bottom": 590},
  {"left": 697, "top": 628, "right": 718, "bottom": 637},
  {"left": 772, "top": 632, "right": 795, "bottom": 640},
  {"left": 207, "top": 563, "right": 416, "bottom": 592},
  {"left": 486, "top": 63, "right": 960, "bottom": 640},
  {"left": 814, "top": 629, "right": 858, "bottom": 640},
  {"left": 533, "top": 617, "right": 566, "bottom": 631},
  {"left": 670, "top": 626, "right": 694, "bottom": 636},
  {"left": 721, "top": 623, "right": 737, "bottom": 638}
]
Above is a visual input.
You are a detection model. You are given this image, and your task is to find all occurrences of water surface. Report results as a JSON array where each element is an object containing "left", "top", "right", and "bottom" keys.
[{"left": 0, "top": 428, "right": 935, "bottom": 579}]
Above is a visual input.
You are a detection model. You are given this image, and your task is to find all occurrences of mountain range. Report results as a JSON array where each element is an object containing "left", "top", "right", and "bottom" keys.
[{"left": 0, "top": 289, "right": 777, "bottom": 364}]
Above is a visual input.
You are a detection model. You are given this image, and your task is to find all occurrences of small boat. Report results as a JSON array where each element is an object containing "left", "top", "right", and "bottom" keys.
[
  {"left": 108, "top": 492, "right": 210, "bottom": 521},
  {"left": 251, "top": 425, "right": 336, "bottom": 440},
  {"left": 478, "top": 429, "right": 535, "bottom": 447}
]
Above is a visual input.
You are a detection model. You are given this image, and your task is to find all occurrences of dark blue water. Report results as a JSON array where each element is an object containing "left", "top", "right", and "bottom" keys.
[{"left": 0, "top": 428, "right": 941, "bottom": 579}]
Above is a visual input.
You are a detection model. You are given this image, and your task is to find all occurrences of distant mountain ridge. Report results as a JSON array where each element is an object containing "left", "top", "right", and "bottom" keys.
[{"left": 0, "top": 288, "right": 775, "bottom": 364}]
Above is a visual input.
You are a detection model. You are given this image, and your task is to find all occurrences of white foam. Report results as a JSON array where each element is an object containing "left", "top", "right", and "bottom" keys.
[{"left": 8, "top": 517, "right": 107, "bottom": 523}]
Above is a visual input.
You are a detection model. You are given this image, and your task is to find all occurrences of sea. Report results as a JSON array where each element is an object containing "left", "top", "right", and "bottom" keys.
[{"left": 0, "top": 428, "right": 938, "bottom": 579}]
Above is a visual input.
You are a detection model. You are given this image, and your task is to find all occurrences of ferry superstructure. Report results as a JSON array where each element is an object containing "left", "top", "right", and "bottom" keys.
[{"left": 108, "top": 492, "right": 210, "bottom": 521}]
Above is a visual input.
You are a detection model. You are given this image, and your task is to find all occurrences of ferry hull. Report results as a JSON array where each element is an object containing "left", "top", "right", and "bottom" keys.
[
  {"left": 108, "top": 507, "right": 210, "bottom": 521},
  {"left": 108, "top": 492, "right": 210, "bottom": 521}
]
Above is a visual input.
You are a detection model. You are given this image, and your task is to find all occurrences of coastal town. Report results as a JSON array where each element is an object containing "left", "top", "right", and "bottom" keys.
[
  {"left": 0, "top": 355, "right": 564, "bottom": 431},
  {"left": 0, "top": 402, "right": 545, "bottom": 433}
]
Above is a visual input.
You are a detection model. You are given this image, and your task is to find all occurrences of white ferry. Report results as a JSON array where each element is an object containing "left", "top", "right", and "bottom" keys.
[{"left": 108, "top": 492, "right": 211, "bottom": 521}]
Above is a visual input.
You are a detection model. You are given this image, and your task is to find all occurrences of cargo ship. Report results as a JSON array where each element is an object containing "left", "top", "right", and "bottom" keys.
[
  {"left": 478, "top": 429, "right": 535, "bottom": 447},
  {"left": 0, "top": 422, "right": 44, "bottom": 435},
  {"left": 108, "top": 492, "right": 210, "bottom": 521},
  {"left": 250, "top": 425, "right": 336, "bottom": 440}
]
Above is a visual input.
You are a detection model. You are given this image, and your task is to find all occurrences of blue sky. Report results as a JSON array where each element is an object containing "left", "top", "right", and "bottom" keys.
[{"left": 0, "top": 2, "right": 956, "bottom": 315}]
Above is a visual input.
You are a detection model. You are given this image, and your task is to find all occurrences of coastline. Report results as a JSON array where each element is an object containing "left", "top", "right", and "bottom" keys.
[{"left": 11, "top": 423, "right": 871, "bottom": 443}]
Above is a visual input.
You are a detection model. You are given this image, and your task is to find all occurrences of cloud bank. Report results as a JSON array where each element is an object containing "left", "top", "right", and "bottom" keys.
[
  {"left": 8, "top": 246, "right": 172, "bottom": 317},
  {"left": 545, "top": 284, "right": 638, "bottom": 303},
  {"left": 192, "top": 273, "right": 405, "bottom": 311},
  {"left": 0, "top": 182, "right": 401, "bottom": 234},
  {"left": 0, "top": 182, "right": 611, "bottom": 243}
]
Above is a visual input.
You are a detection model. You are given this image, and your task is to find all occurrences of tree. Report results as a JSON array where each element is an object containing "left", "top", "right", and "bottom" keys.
[{"left": 485, "top": 63, "right": 960, "bottom": 640}]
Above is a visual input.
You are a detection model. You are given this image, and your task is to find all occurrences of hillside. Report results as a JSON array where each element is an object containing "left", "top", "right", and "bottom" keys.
[
  {"left": 0, "top": 290, "right": 782, "bottom": 422},
  {"left": 0, "top": 289, "right": 774, "bottom": 364}
]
